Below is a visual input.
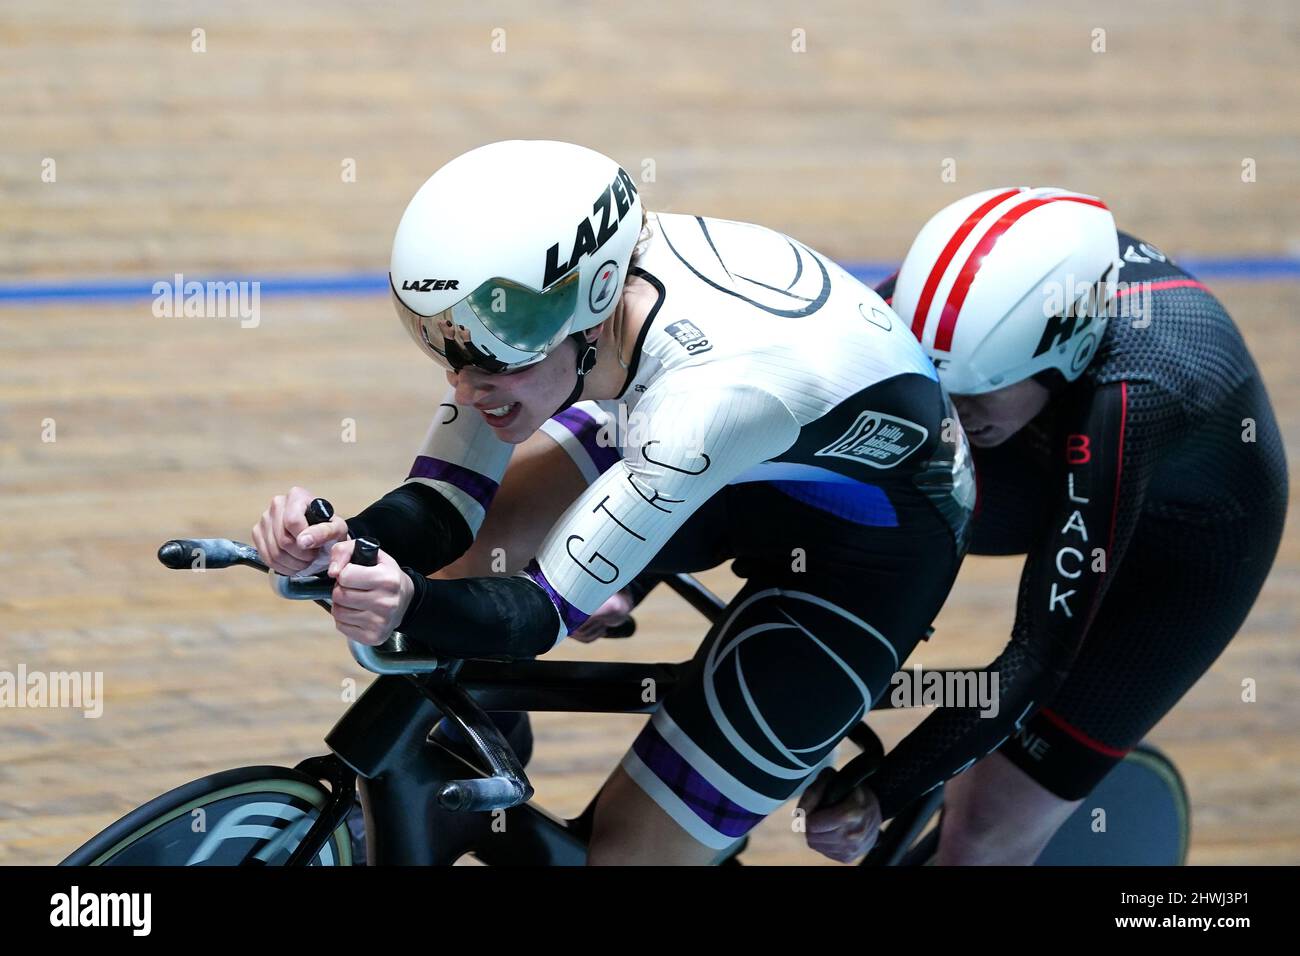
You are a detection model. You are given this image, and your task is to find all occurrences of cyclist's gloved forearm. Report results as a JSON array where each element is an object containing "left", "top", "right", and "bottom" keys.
[
  {"left": 397, "top": 571, "right": 557, "bottom": 661},
  {"left": 344, "top": 483, "right": 472, "bottom": 576},
  {"left": 867, "top": 635, "right": 1072, "bottom": 820}
]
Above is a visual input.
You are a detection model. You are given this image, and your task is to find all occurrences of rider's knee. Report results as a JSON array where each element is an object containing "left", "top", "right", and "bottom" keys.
[
  {"left": 936, "top": 760, "right": 1078, "bottom": 865},
  {"left": 937, "top": 801, "right": 1015, "bottom": 864},
  {"left": 935, "top": 815, "right": 1021, "bottom": 865},
  {"left": 585, "top": 829, "right": 630, "bottom": 866},
  {"left": 940, "top": 764, "right": 1013, "bottom": 833},
  {"left": 587, "top": 803, "right": 655, "bottom": 865},
  {"left": 586, "top": 768, "right": 718, "bottom": 865}
]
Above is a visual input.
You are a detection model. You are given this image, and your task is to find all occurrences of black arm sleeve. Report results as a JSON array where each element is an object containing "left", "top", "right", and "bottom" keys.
[
  {"left": 869, "top": 380, "right": 1181, "bottom": 819},
  {"left": 344, "top": 482, "right": 473, "bottom": 576},
  {"left": 394, "top": 569, "right": 666, "bottom": 662},
  {"left": 397, "top": 571, "right": 560, "bottom": 661}
]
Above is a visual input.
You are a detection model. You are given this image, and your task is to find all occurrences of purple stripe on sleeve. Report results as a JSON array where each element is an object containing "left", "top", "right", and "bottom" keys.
[
  {"left": 551, "top": 406, "right": 622, "bottom": 476},
  {"left": 521, "top": 558, "right": 590, "bottom": 634},
  {"left": 407, "top": 456, "right": 499, "bottom": 511},
  {"left": 632, "top": 720, "right": 764, "bottom": 839}
]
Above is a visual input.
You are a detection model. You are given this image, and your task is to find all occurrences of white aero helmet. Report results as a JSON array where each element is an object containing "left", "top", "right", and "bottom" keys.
[
  {"left": 892, "top": 187, "right": 1122, "bottom": 395},
  {"left": 391, "top": 140, "right": 643, "bottom": 374}
]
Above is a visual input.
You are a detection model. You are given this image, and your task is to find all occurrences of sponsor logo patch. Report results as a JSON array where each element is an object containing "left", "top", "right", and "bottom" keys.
[
  {"left": 543, "top": 167, "right": 639, "bottom": 287},
  {"left": 664, "top": 319, "right": 712, "bottom": 355},
  {"left": 815, "top": 410, "right": 929, "bottom": 469},
  {"left": 400, "top": 278, "right": 459, "bottom": 292},
  {"left": 589, "top": 260, "right": 619, "bottom": 313},
  {"left": 858, "top": 301, "right": 893, "bottom": 331},
  {"left": 1123, "top": 241, "right": 1168, "bottom": 264}
]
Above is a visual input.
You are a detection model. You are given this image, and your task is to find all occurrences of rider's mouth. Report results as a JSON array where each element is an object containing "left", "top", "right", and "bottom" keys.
[{"left": 480, "top": 402, "right": 522, "bottom": 427}]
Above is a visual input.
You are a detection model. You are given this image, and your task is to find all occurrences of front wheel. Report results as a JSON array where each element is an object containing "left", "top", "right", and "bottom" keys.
[{"left": 60, "top": 765, "right": 354, "bottom": 866}]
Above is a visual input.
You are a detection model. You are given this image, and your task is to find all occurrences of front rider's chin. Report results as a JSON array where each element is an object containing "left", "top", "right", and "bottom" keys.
[{"left": 505, "top": 404, "right": 546, "bottom": 443}]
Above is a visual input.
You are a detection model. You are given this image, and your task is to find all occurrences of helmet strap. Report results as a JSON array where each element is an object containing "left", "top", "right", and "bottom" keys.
[
  {"left": 1031, "top": 368, "right": 1072, "bottom": 396},
  {"left": 549, "top": 331, "right": 598, "bottom": 418}
]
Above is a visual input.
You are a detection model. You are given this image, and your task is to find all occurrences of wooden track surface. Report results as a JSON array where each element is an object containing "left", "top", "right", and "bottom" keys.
[{"left": 1, "top": 1, "right": 1297, "bottom": 865}]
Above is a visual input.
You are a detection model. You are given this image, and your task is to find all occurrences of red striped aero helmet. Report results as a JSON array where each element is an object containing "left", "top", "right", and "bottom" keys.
[{"left": 892, "top": 187, "right": 1122, "bottom": 395}]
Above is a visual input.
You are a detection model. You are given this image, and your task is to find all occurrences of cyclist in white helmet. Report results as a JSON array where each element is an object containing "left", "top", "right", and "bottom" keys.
[
  {"left": 802, "top": 187, "right": 1287, "bottom": 864},
  {"left": 252, "top": 140, "right": 975, "bottom": 863}
]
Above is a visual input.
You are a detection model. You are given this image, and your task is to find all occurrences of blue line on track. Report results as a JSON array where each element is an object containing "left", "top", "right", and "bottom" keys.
[{"left": 1, "top": 257, "right": 1296, "bottom": 306}]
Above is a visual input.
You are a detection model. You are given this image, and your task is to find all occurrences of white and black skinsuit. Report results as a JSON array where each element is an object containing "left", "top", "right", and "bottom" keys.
[{"left": 348, "top": 212, "right": 973, "bottom": 848}]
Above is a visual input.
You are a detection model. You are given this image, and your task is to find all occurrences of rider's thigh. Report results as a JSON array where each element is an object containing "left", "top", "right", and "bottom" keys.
[
  {"left": 935, "top": 750, "right": 1082, "bottom": 866},
  {"left": 587, "top": 765, "right": 720, "bottom": 865},
  {"left": 434, "top": 411, "right": 597, "bottom": 578},
  {"left": 603, "top": 483, "right": 962, "bottom": 858}
]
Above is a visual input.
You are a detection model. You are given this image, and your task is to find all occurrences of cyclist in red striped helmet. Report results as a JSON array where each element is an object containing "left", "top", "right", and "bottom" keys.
[{"left": 802, "top": 187, "right": 1288, "bottom": 864}]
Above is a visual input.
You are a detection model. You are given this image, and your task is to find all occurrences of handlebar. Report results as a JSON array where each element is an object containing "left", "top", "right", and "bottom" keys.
[
  {"left": 156, "top": 497, "right": 534, "bottom": 812},
  {"left": 823, "top": 722, "right": 885, "bottom": 806},
  {"left": 158, "top": 498, "right": 865, "bottom": 819},
  {"left": 416, "top": 676, "right": 534, "bottom": 811}
]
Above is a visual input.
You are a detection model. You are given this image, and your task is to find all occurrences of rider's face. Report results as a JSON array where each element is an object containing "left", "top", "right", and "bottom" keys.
[
  {"left": 951, "top": 378, "right": 1052, "bottom": 448},
  {"left": 446, "top": 338, "right": 584, "bottom": 444}
]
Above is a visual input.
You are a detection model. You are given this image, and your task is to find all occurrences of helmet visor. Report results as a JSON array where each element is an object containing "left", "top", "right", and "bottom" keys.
[{"left": 393, "top": 271, "right": 581, "bottom": 374}]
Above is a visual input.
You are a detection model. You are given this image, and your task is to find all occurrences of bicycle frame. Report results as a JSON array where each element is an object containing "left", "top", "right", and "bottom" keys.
[
  {"left": 309, "top": 656, "right": 953, "bottom": 865},
  {"left": 157, "top": 536, "right": 950, "bottom": 865}
]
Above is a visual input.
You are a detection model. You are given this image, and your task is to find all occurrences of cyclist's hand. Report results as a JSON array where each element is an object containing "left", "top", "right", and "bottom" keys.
[
  {"left": 799, "top": 769, "right": 882, "bottom": 864},
  {"left": 328, "top": 539, "right": 413, "bottom": 646},
  {"left": 570, "top": 587, "right": 635, "bottom": 643},
  {"left": 251, "top": 486, "right": 349, "bottom": 576}
]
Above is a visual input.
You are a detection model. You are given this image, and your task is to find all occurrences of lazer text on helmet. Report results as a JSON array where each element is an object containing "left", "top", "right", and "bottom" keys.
[{"left": 543, "top": 167, "right": 639, "bottom": 287}]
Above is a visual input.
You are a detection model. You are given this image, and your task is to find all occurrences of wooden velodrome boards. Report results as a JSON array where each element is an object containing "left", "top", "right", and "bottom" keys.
[{"left": 1, "top": 1, "right": 1296, "bottom": 864}]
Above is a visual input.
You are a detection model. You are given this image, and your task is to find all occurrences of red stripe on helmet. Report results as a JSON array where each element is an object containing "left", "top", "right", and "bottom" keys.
[
  {"left": 910, "top": 189, "right": 1022, "bottom": 341},
  {"left": 932, "top": 194, "right": 1107, "bottom": 352}
]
